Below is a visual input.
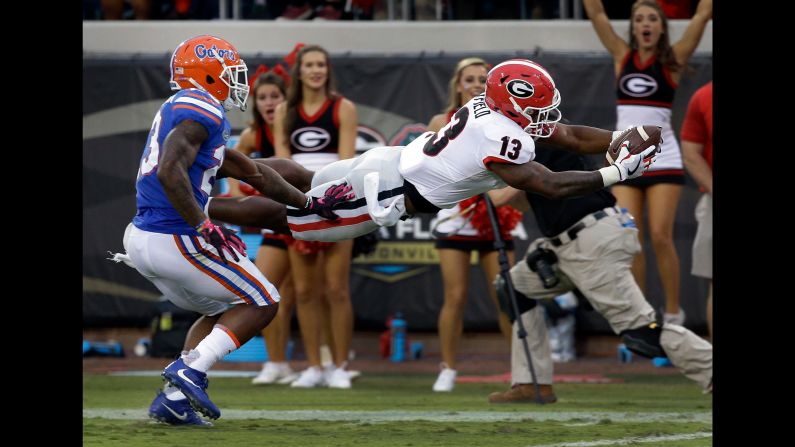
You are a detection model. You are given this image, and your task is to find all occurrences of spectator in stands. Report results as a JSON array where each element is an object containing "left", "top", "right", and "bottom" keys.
[
  {"left": 276, "top": 0, "right": 346, "bottom": 20},
  {"left": 100, "top": 0, "right": 151, "bottom": 19},
  {"left": 426, "top": 57, "right": 519, "bottom": 392},
  {"left": 583, "top": 0, "right": 712, "bottom": 325},
  {"left": 273, "top": 44, "right": 360, "bottom": 388},
  {"left": 680, "top": 81, "right": 712, "bottom": 338},
  {"left": 657, "top": 0, "right": 695, "bottom": 18}
]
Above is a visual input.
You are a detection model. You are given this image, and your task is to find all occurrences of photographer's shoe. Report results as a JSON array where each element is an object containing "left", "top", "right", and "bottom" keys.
[
  {"left": 148, "top": 390, "right": 212, "bottom": 426},
  {"left": 162, "top": 358, "right": 220, "bottom": 419},
  {"left": 488, "top": 384, "right": 557, "bottom": 404}
]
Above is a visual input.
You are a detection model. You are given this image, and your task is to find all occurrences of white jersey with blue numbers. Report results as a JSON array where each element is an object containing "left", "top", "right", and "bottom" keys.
[{"left": 133, "top": 88, "right": 231, "bottom": 235}]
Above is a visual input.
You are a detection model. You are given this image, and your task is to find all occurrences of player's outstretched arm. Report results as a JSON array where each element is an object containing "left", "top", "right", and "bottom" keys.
[
  {"left": 491, "top": 144, "right": 658, "bottom": 199},
  {"left": 208, "top": 196, "right": 290, "bottom": 233},
  {"left": 220, "top": 149, "right": 349, "bottom": 220},
  {"left": 219, "top": 148, "right": 310, "bottom": 209},
  {"left": 158, "top": 120, "right": 210, "bottom": 228},
  {"left": 491, "top": 160, "right": 604, "bottom": 199},
  {"left": 252, "top": 158, "right": 314, "bottom": 193},
  {"left": 546, "top": 123, "right": 612, "bottom": 155}
]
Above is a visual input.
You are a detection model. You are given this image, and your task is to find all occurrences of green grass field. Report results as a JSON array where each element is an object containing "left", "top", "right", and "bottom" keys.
[{"left": 83, "top": 373, "right": 712, "bottom": 446}]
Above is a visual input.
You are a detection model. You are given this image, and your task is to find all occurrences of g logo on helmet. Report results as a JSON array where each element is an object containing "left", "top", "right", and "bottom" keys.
[
  {"left": 506, "top": 79, "right": 535, "bottom": 98},
  {"left": 291, "top": 127, "right": 331, "bottom": 151}
]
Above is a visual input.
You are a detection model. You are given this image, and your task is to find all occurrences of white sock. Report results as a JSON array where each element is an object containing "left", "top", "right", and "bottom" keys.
[
  {"left": 163, "top": 382, "right": 187, "bottom": 401},
  {"left": 183, "top": 325, "right": 241, "bottom": 373}
]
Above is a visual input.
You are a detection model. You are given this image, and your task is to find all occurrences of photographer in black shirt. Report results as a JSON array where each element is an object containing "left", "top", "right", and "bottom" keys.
[{"left": 487, "top": 140, "right": 712, "bottom": 403}]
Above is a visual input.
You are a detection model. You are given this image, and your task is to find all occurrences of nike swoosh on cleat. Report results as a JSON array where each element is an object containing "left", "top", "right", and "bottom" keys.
[
  {"left": 177, "top": 369, "right": 202, "bottom": 388},
  {"left": 626, "top": 157, "right": 642, "bottom": 176},
  {"left": 162, "top": 403, "right": 189, "bottom": 421}
]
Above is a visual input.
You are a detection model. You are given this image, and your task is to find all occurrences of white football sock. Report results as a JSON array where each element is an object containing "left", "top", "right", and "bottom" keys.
[{"left": 183, "top": 324, "right": 241, "bottom": 372}]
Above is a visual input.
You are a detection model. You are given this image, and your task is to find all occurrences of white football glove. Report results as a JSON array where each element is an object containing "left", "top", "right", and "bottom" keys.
[
  {"left": 606, "top": 127, "right": 634, "bottom": 164},
  {"left": 598, "top": 145, "right": 659, "bottom": 186}
]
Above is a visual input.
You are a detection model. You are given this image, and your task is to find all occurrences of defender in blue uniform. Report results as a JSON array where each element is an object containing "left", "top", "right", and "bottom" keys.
[{"left": 113, "top": 35, "right": 350, "bottom": 425}]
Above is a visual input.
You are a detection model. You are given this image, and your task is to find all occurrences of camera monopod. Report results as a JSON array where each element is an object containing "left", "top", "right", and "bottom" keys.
[{"left": 483, "top": 194, "right": 547, "bottom": 404}]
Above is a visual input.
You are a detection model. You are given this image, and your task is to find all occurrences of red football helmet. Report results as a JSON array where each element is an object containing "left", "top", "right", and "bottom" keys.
[
  {"left": 169, "top": 35, "right": 249, "bottom": 111},
  {"left": 484, "top": 59, "right": 562, "bottom": 138}
]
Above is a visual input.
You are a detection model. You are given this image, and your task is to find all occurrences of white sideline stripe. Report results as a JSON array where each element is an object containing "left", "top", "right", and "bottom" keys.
[
  {"left": 109, "top": 370, "right": 257, "bottom": 377},
  {"left": 83, "top": 409, "right": 711, "bottom": 424},
  {"left": 528, "top": 431, "right": 712, "bottom": 446}
]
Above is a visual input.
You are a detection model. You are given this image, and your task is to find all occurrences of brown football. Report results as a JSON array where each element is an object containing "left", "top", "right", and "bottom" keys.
[{"left": 605, "top": 125, "right": 662, "bottom": 165}]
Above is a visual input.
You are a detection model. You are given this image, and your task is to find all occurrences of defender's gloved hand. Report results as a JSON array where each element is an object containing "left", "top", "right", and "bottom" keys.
[
  {"left": 305, "top": 182, "right": 355, "bottom": 221},
  {"left": 196, "top": 218, "right": 246, "bottom": 264}
]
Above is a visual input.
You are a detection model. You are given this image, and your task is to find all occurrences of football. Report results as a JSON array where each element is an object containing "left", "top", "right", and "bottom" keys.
[{"left": 605, "top": 125, "right": 662, "bottom": 165}]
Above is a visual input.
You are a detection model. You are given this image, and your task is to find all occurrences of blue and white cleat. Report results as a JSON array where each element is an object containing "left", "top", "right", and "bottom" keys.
[
  {"left": 162, "top": 358, "right": 221, "bottom": 419},
  {"left": 148, "top": 391, "right": 212, "bottom": 426}
]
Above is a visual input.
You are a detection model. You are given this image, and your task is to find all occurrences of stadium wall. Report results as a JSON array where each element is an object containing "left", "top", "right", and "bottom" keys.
[{"left": 83, "top": 22, "right": 712, "bottom": 334}]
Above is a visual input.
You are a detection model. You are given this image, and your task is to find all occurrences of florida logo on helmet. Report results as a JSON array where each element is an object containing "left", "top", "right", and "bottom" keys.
[{"left": 194, "top": 44, "right": 237, "bottom": 62}]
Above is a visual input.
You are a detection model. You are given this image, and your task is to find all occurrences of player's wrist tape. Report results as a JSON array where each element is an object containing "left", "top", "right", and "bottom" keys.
[
  {"left": 304, "top": 196, "right": 312, "bottom": 209},
  {"left": 611, "top": 130, "right": 624, "bottom": 142},
  {"left": 195, "top": 218, "right": 213, "bottom": 232},
  {"left": 598, "top": 165, "right": 622, "bottom": 187}
]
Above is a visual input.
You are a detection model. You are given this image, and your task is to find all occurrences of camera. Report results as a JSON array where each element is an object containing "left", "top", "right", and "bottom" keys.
[{"left": 525, "top": 246, "right": 559, "bottom": 289}]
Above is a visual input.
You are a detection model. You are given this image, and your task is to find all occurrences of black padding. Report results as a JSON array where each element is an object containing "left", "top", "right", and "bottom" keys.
[
  {"left": 403, "top": 179, "right": 440, "bottom": 213},
  {"left": 620, "top": 323, "right": 666, "bottom": 359}
]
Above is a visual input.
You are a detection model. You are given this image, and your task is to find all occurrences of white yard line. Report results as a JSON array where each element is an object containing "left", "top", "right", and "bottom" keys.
[
  {"left": 528, "top": 431, "right": 713, "bottom": 446},
  {"left": 83, "top": 409, "right": 711, "bottom": 424}
]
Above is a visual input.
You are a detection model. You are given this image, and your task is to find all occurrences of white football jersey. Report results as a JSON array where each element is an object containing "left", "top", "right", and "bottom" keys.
[{"left": 398, "top": 94, "right": 536, "bottom": 209}]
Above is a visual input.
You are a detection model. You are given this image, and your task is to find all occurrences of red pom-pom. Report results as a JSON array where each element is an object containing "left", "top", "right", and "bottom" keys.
[{"left": 460, "top": 195, "right": 523, "bottom": 240}]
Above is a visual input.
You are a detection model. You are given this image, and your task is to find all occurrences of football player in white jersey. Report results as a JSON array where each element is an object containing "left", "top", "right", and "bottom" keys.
[
  {"left": 111, "top": 35, "right": 349, "bottom": 425},
  {"left": 207, "top": 59, "right": 659, "bottom": 242},
  {"left": 279, "top": 59, "right": 658, "bottom": 241}
]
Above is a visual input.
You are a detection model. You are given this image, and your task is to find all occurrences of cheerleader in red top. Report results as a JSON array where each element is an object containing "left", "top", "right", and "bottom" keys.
[
  {"left": 228, "top": 70, "right": 300, "bottom": 386},
  {"left": 426, "top": 57, "right": 522, "bottom": 393},
  {"left": 273, "top": 45, "right": 359, "bottom": 389},
  {"left": 584, "top": 0, "right": 711, "bottom": 325}
]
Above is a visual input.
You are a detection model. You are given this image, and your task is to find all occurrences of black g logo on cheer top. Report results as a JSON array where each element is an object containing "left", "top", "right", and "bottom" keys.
[
  {"left": 506, "top": 79, "right": 535, "bottom": 98},
  {"left": 291, "top": 127, "right": 331, "bottom": 152},
  {"left": 619, "top": 74, "right": 658, "bottom": 97}
]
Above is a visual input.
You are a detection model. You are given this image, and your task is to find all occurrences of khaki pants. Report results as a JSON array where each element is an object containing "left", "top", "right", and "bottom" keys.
[{"left": 509, "top": 208, "right": 712, "bottom": 391}]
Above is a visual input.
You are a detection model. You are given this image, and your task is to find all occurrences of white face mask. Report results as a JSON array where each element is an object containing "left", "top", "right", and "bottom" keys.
[
  {"left": 509, "top": 89, "right": 563, "bottom": 138},
  {"left": 219, "top": 59, "right": 249, "bottom": 112}
]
